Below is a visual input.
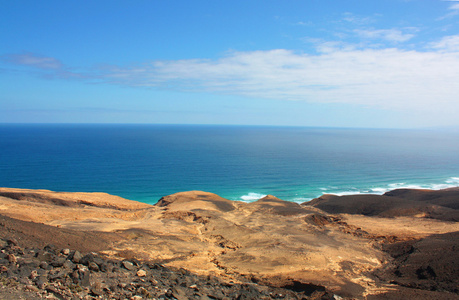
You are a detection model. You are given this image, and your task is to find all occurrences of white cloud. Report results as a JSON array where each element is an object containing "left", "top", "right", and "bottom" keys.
[
  {"left": 341, "top": 12, "right": 376, "bottom": 25},
  {"left": 430, "top": 35, "right": 459, "bottom": 51},
  {"left": 98, "top": 45, "right": 459, "bottom": 114},
  {"left": 4, "top": 39, "right": 459, "bottom": 116},
  {"left": 2, "top": 53, "right": 63, "bottom": 69},
  {"left": 2, "top": 52, "right": 86, "bottom": 79},
  {"left": 354, "top": 29, "right": 415, "bottom": 43},
  {"left": 439, "top": 0, "right": 459, "bottom": 19},
  {"left": 295, "top": 21, "right": 312, "bottom": 26}
]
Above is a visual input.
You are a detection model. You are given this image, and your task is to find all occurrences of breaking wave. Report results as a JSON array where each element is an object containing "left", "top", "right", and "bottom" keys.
[
  {"left": 320, "top": 177, "right": 459, "bottom": 197},
  {"left": 239, "top": 192, "right": 267, "bottom": 202}
]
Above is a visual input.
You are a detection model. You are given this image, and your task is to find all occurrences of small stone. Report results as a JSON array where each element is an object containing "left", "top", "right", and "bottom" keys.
[
  {"left": 7, "top": 253, "right": 17, "bottom": 263},
  {"left": 43, "top": 244, "right": 57, "bottom": 254},
  {"left": 131, "top": 296, "right": 142, "bottom": 300},
  {"left": 131, "top": 259, "right": 141, "bottom": 267},
  {"left": 172, "top": 287, "right": 188, "bottom": 300},
  {"left": 122, "top": 260, "right": 136, "bottom": 271},
  {"left": 11, "top": 245, "right": 24, "bottom": 255},
  {"left": 189, "top": 284, "right": 198, "bottom": 290},
  {"left": 46, "top": 286, "right": 64, "bottom": 299},
  {"left": 49, "top": 270, "right": 67, "bottom": 281},
  {"left": 35, "top": 276, "right": 48, "bottom": 289},
  {"left": 39, "top": 261, "right": 48, "bottom": 269},
  {"left": 91, "top": 282, "right": 104, "bottom": 296},
  {"left": 71, "top": 251, "right": 83, "bottom": 263},
  {"left": 79, "top": 269, "right": 91, "bottom": 287},
  {"left": 0, "top": 265, "right": 8, "bottom": 272},
  {"left": 80, "top": 253, "right": 95, "bottom": 266},
  {"left": 7, "top": 238, "right": 19, "bottom": 246},
  {"left": 99, "top": 262, "right": 112, "bottom": 273},
  {"left": 61, "top": 248, "right": 70, "bottom": 255},
  {"left": 63, "top": 260, "right": 74, "bottom": 269},
  {"left": 50, "top": 257, "right": 66, "bottom": 267},
  {"left": 36, "top": 251, "right": 54, "bottom": 263},
  {"left": 136, "top": 269, "right": 147, "bottom": 277},
  {"left": 137, "top": 286, "right": 150, "bottom": 296},
  {"left": 88, "top": 262, "right": 99, "bottom": 272},
  {"left": 29, "top": 270, "right": 39, "bottom": 280},
  {"left": 71, "top": 270, "right": 79, "bottom": 279},
  {"left": 165, "top": 289, "right": 173, "bottom": 297},
  {"left": 26, "top": 284, "right": 39, "bottom": 292}
]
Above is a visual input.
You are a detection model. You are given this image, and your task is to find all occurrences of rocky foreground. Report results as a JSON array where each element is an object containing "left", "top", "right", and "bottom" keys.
[{"left": 0, "top": 187, "right": 458, "bottom": 299}]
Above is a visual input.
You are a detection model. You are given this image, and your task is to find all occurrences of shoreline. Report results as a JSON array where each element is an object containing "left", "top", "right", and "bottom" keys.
[
  {"left": 1, "top": 187, "right": 458, "bottom": 299},
  {"left": 2, "top": 124, "right": 459, "bottom": 206},
  {"left": 232, "top": 178, "right": 459, "bottom": 203},
  {"left": 7, "top": 177, "right": 459, "bottom": 205}
]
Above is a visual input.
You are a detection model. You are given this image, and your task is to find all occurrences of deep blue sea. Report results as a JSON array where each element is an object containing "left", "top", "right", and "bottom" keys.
[{"left": 1, "top": 124, "right": 458, "bottom": 204}]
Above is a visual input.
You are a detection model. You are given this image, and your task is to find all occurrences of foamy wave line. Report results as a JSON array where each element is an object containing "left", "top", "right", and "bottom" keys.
[
  {"left": 239, "top": 192, "right": 267, "bottom": 202},
  {"left": 323, "top": 177, "right": 459, "bottom": 197},
  {"left": 446, "top": 177, "right": 459, "bottom": 183},
  {"left": 235, "top": 177, "right": 459, "bottom": 202}
]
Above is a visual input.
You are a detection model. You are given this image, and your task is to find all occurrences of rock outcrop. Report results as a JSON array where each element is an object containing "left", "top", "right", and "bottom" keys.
[{"left": 304, "top": 190, "right": 459, "bottom": 221}]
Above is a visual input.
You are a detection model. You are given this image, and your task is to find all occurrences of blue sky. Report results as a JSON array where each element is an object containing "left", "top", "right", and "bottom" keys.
[{"left": 1, "top": 0, "right": 459, "bottom": 128}]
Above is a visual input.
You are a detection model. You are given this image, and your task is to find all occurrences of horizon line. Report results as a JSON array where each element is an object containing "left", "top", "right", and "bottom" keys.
[{"left": 1, "top": 122, "right": 459, "bottom": 131}]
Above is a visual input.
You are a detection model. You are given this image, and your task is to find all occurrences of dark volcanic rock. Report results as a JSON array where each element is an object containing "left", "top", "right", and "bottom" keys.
[
  {"left": 375, "top": 231, "right": 459, "bottom": 294},
  {"left": 304, "top": 188, "right": 459, "bottom": 221},
  {"left": 0, "top": 238, "right": 339, "bottom": 299},
  {"left": 70, "top": 250, "right": 83, "bottom": 263},
  {"left": 384, "top": 187, "right": 459, "bottom": 210}
]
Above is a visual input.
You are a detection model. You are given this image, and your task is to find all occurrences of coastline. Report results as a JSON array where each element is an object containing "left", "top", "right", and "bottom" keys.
[
  {"left": 2, "top": 124, "right": 459, "bottom": 205},
  {"left": 0, "top": 186, "right": 458, "bottom": 299},
  {"left": 234, "top": 177, "right": 459, "bottom": 203}
]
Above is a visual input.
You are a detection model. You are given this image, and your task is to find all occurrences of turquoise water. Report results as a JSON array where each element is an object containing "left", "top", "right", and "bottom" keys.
[{"left": 1, "top": 124, "right": 458, "bottom": 204}]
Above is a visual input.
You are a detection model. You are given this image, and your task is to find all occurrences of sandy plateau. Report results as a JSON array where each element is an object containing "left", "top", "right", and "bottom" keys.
[{"left": 0, "top": 187, "right": 458, "bottom": 299}]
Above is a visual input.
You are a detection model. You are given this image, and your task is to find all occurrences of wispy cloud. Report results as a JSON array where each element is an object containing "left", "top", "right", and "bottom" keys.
[
  {"left": 354, "top": 28, "right": 415, "bottom": 43},
  {"left": 430, "top": 35, "right": 459, "bottom": 51},
  {"left": 2, "top": 53, "right": 63, "bottom": 69},
  {"left": 3, "top": 38, "right": 459, "bottom": 114},
  {"left": 439, "top": 0, "right": 459, "bottom": 19},
  {"left": 99, "top": 46, "right": 459, "bottom": 113},
  {"left": 2, "top": 53, "right": 87, "bottom": 80},
  {"left": 445, "top": 0, "right": 459, "bottom": 9},
  {"left": 294, "top": 21, "right": 312, "bottom": 26},
  {"left": 341, "top": 12, "right": 376, "bottom": 25}
]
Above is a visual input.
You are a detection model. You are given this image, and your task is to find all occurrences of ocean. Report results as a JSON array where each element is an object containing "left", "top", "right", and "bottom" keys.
[{"left": 1, "top": 124, "right": 458, "bottom": 204}]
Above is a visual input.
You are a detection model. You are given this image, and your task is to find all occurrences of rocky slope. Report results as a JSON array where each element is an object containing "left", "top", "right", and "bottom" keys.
[
  {"left": 0, "top": 187, "right": 458, "bottom": 299},
  {"left": 305, "top": 188, "right": 459, "bottom": 221},
  {"left": 1, "top": 236, "right": 332, "bottom": 300}
]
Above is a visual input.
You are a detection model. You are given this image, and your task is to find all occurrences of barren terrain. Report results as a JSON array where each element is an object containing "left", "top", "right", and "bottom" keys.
[{"left": 1, "top": 187, "right": 458, "bottom": 299}]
